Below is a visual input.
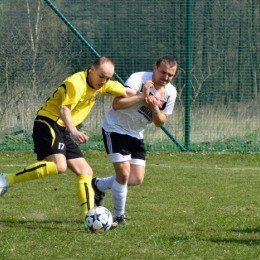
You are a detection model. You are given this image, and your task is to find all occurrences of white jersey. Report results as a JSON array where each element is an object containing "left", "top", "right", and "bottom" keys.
[{"left": 102, "top": 71, "right": 177, "bottom": 139}]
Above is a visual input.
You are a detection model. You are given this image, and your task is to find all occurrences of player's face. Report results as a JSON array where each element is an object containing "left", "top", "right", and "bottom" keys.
[
  {"left": 152, "top": 62, "right": 177, "bottom": 87},
  {"left": 88, "top": 63, "right": 115, "bottom": 90}
]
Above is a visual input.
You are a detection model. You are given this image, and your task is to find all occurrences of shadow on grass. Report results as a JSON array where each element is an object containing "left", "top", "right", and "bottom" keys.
[
  {"left": 154, "top": 226, "right": 260, "bottom": 246},
  {"left": 230, "top": 227, "right": 260, "bottom": 233},
  {"left": 208, "top": 238, "right": 260, "bottom": 245},
  {"left": 157, "top": 235, "right": 260, "bottom": 246},
  {"left": 0, "top": 219, "right": 84, "bottom": 232}
]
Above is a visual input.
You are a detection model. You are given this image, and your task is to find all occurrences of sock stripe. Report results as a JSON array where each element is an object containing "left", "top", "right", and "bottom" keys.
[
  {"left": 80, "top": 183, "right": 91, "bottom": 211},
  {"left": 16, "top": 163, "right": 47, "bottom": 176}
]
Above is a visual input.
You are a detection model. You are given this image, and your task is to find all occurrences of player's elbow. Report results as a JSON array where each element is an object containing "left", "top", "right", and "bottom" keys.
[
  {"left": 153, "top": 118, "right": 167, "bottom": 127},
  {"left": 154, "top": 122, "right": 164, "bottom": 127},
  {"left": 112, "top": 103, "right": 120, "bottom": 111},
  {"left": 112, "top": 97, "right": 122, "bottom": 111},
  {"left": 153, "top": 114, "right": 167, "bottom": 127}
]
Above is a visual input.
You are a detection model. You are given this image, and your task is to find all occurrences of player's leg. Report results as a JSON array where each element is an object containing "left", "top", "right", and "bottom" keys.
[
  {"left": 128, "top": 164, "right": 145, "bottom": 186},
  {"left": 64, "top": 133, "right": 95, "bottom": 219},
  {"left": 101, "top": 129, "right": 132, "bottom": 224},
  {"left": 93, "top": 174, "right": 116, "bottom": 193},
  {"left": 0, "top": 118, "right": 67, "bottom": 197},
  {"left": 93, "top": 129, "right": 129, "bottom": 206},
  {"left": 111, "top": 160, "right": 131, "bottom": 225},
  {"left": 111, "top": 137, "right": 146, "bottom": 223},
  {"left": 91, "top": 129, "right": 120, "bottom": 206},
  {"left": 93, "top": 162, "right": 145, "bottom": 214},
  {"left": 67, "top": 157, "right": 94, "bottom": 218},
  {"left": 128, "top": 137, "right": 146, "bottom": 186},
  {"left": 0, "top": 156, "right": 66, "bottom": 199},
  {"left": 5, "top": 160, "right": 59, "bottom": 186}
]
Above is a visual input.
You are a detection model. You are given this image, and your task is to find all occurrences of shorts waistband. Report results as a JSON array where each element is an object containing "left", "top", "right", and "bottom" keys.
[{"left": 35, "top": 116, "right": 66, "bottom": 130}]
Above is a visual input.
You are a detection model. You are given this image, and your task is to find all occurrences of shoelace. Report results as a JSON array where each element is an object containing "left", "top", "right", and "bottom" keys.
[{"left": 115, "top": 215, "right": 128, "bottom": 221}]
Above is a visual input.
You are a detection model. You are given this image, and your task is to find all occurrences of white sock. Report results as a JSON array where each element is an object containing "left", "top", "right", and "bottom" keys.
[
  {"left": 112, "top": 180, "right": 127, "bottom": 218},
  {"left": 96, "top": 174, "right": 116, "bottom": 192}
]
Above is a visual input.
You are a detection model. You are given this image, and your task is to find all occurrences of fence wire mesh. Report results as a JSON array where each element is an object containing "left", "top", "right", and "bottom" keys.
[{"left": 0, "top": 0, "right": 260, "bottom": 152}]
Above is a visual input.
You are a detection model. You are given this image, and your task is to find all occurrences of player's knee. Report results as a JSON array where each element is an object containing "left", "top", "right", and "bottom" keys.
[
  {"left": 135, "top": 178, "right": 144, "bottom": 185},
  {"left": 56, "top": 164, "right": 67, "bottom": 174},
  {"left": 74, "top": 166, "right": 93, "bottom": 176},
  {"left": 137, "top": 178, "right": 144, "bottom": 185},
  {"left": 116, "top": 174, "right": 128, "bottom": 185},
  {"left": 128, "top": 176, "right": 144, "bottom": 186},
  {"left": 86, "top": 168, "right": 93, "bottom": 176}
]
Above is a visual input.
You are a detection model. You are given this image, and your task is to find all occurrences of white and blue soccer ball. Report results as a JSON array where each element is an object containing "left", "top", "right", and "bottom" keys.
[{"left": 85, "top": 206, "right": 113, "bottom": 232}]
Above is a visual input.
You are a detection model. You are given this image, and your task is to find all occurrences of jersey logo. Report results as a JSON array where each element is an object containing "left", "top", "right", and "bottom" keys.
[
  {"left": 91, "top": 90, "right": 101, "bottom": 100},
  {"left": 137, "top": 95, "right": 170, "bottom": 120},
  {"left": 160, "top": 96, "right": 170, "bottom": 110},
  {"left": 138, "top": 106, "right": 152, "bottom": 121}
]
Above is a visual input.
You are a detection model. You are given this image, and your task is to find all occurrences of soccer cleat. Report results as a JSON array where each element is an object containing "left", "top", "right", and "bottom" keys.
[
  {"left": 110, "top": 222, "right": 118, "bottom": 229},
  {"left": 0, "top": 173, "right": 10, "bottom": 198},
  {"left": 91, "top": 177, "right": 105, "bottom": 206},
  {"left": 113, "top": 215, "right": 128, "bottom": 226},
  {"left": 83, "top": 222, "right": 90, "bottom": 232}
]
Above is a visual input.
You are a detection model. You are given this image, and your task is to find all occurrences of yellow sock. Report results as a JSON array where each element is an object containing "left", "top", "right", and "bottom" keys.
[
  {"left": 5, "top": 161, "right": 58, "bottom": 185},
  {"left": 77, "top": 174, "right": 94, "bottom": 218}
]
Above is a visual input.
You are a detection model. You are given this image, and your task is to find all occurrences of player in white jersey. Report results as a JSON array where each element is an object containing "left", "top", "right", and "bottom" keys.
[{"left": 92, "top": 56, "right": 178, "bottom": 225}]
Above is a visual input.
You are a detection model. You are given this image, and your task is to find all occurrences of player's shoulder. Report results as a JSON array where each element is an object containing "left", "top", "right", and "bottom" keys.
[
  {"left": 165, "top": 82, "right": 177, "bottom": 96},
  {"left": 126, "top": 71, "right": 152, "bottom": 85},
  {"left": 63, "top": 71, "right": 86, "bottom": 84},
  {"left": 129, "top": 71, "right": 152, "bottom": 79},
  {"left": 105, "top": 80, "right": 124, "bottom": 89},
  {"left": 101, "top": 80, "right": 125, "bottom": 95}
]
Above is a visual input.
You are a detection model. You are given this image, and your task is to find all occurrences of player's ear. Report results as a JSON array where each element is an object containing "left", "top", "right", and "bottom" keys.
[{"left": 89, "top": 65, "right": 96, "bottom": 73}]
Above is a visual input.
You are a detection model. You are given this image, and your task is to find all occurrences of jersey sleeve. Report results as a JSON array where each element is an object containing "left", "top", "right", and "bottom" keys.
[
  {"left": 124, "top": 73, "right": 143, "bottom": 91},
  {"left": 101, "top": 81, "right": 126, "bottom": 97}
]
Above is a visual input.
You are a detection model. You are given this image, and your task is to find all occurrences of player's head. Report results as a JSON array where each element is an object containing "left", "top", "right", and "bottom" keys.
[
  {"left": 87, "top": 57, "right": 115, "bottom": 89},
  {"left": 152, "top": 56, "right": 178, "bottom": 87}
]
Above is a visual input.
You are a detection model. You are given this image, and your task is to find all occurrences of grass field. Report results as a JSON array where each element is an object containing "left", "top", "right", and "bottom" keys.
[{"left": 1, "top": 151, "right": 260, "bottom": 259}]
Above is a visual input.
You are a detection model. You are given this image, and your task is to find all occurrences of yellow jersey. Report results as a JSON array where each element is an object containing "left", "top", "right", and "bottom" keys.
[{"left": 36, "top": 70, "right": 125, "bottom": 127}]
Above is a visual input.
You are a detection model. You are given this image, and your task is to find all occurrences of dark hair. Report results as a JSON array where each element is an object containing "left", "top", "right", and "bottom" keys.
[
  {"left": 92, "top": 56, "right": 115, "bottom": 68},
  {"left": 155, "top": 56, "right": 177, "bottom": 68}
]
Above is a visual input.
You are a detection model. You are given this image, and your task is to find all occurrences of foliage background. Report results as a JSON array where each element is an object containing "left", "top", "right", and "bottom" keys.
[{"left": 0, "top": 0, "right": 260, "bottom": 152}]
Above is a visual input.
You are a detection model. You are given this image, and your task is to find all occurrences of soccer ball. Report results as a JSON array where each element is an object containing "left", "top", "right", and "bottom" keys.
[{"left": 85, "top": 206, "right": 113, "bottom": 232}]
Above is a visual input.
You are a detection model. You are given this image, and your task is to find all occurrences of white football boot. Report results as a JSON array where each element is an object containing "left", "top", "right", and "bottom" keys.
[{"left": 0, "top": 173, "right": 10, "bottom": 198}]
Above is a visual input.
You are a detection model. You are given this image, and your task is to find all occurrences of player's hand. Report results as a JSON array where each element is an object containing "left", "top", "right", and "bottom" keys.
[
  {"left": 144, "top": 95, "right": 162, "bottom": 111},
  {"left": 142, "top": 80, "right": 154, "bottom": 98},
  {"left": 71, "top": 130, "right": 89, "bottom": 144}
]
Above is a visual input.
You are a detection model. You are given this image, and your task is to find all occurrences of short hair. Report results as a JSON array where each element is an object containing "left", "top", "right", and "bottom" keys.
[
  {"left": 92, "top": 56, "right": 115, "bottom": 68},
  {"left": 155, "top": 56, "right": 178, "bottom": 68}
]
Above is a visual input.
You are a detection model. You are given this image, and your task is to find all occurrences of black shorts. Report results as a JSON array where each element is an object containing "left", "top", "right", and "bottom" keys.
[
  {"left": 102, "top": 128, "right": 146, "bottom": 166},
  {"left": 32, "top": 116, "right": 84, "bottom": 161}
]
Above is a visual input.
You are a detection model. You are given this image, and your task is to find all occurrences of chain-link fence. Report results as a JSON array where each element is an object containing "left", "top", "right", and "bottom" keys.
[{"left": 0, "top": 0, "right": 260, "bottom": 152}]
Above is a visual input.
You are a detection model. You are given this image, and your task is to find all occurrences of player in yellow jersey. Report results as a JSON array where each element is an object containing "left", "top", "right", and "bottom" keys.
[{"left": 0, "top": 56, "right": 148, "bottom": 229}]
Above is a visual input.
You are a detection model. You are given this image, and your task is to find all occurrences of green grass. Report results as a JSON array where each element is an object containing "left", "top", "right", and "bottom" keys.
[{"left": 1, "top": 151, "right": 260, "bottom": 259}]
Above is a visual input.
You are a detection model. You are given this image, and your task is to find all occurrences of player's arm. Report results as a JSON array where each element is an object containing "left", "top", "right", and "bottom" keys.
[
  {"left": 145, "top": 96, "right": 168, "bottom": 127},
  {"left": 112, "top": 93, "right": 145, "bottom": 110},
  {"left": 112, "top": 80, "right": 153, "bottom": 110},
  {"left": 60, "top": 105, "right": 89, "bottom": 144},
  {"left": 122, "top": 87, "right": 139, "bottom": 97},
  {"left": 103, "top": 81, "right": 140, "bottom": 98}
]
